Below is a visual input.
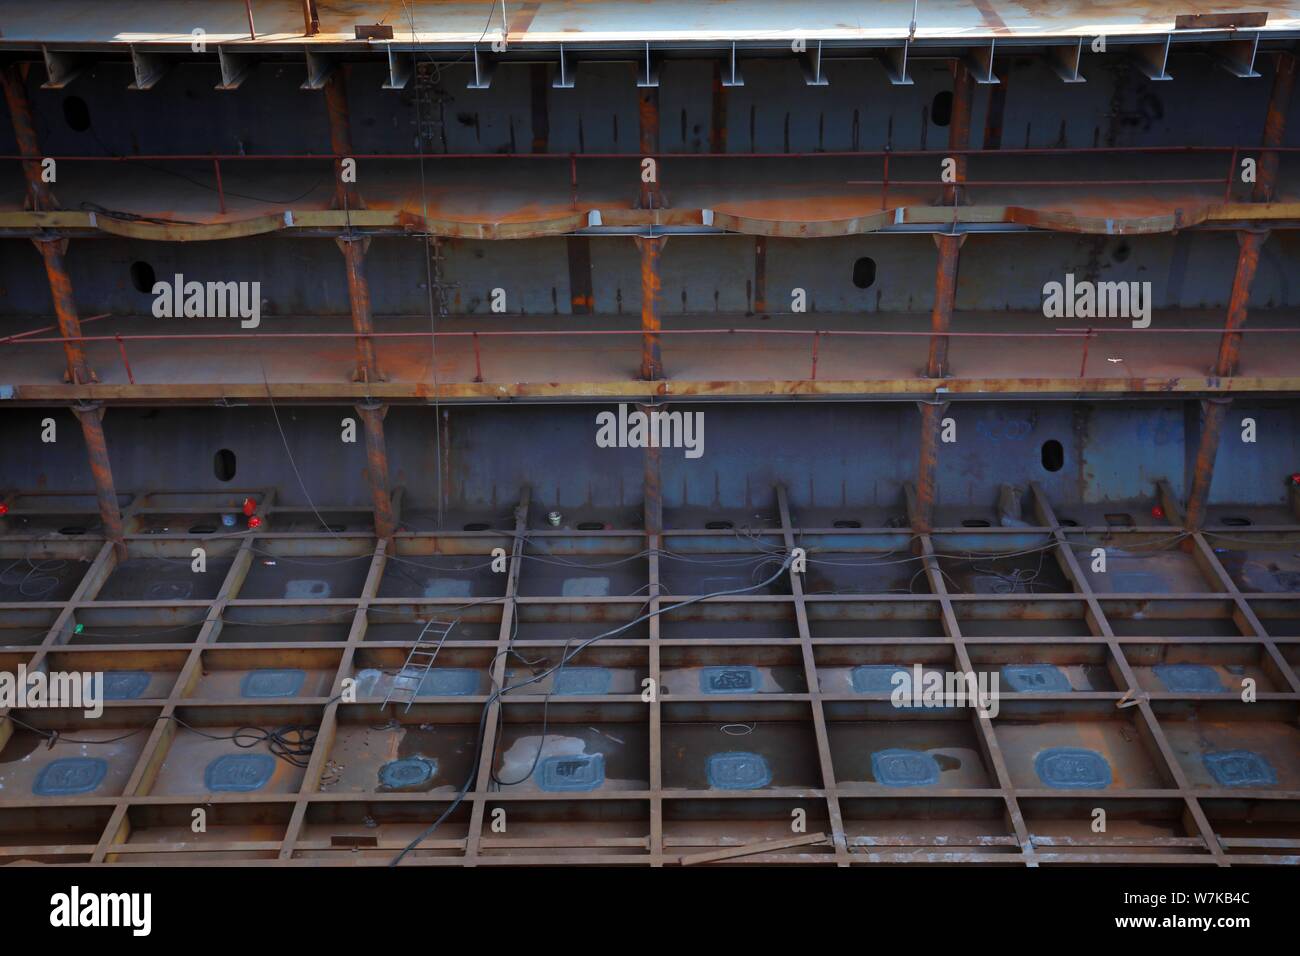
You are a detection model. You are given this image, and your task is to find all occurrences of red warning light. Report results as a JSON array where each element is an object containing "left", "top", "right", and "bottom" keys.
[
  {"left": 1291, "top": 473, "right": 1300, "bottom": 486},
  {"left": 1151, "top": 505, "right": 1165, "bottom": 519},
  {"left": 248, "top": 515, "right": 263, "bottom": 529},
  {"left": 0, "top": 503, "right": 8, "bottom": 515},
  {"left": 242, "top": 497, "right": 256, "bottom": 516}
]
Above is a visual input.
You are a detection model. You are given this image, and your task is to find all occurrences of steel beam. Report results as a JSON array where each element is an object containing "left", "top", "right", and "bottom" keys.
[
  {"left": 336, "top": 236, "right": 383, "bottom": 383},
  {"left": 636, "top": 236, "right": 664, "bottom": 381},
  {"left": 1, "top": 63, "right": 55, "bottom": 211},
  {"left": 324, "top": 69, "right": 363, "bottom": 211},
  {"left": 1214, "top": 230, "right": 1267, "bottom": 378},
  {"left": 927, "top": 233, "right": 964, "bottom": 379},
  {"left": 72, "top": 403, "right": 126, "bottom": 558},
  {"left": 1255, "top": 52, "right": 1296, "bottom": 202},
  {"left": 355, "top": 402, "right": 396, "bottom": 540},
  {"left": 1184, "top": 397, "right": 1230, "bottom": 530},
  {"left": 944, "top": 60, "right": 974, "bottom": 205}
]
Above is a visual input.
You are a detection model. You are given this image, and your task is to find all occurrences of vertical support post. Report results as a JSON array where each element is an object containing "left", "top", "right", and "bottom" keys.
[
  {"left": 638, "top": 85, "right": 661, "bottom": 209},
  {"left": 355, "top": 402, "right": 396, "bottom": 541},
  {"left": 943, "top": 60, "right": 974, "bottom": 205},
  {"left": 1185, "top": 398, "right": 1230, "bottom": 531},
  {"left": 73, "top": 403, "right": 126, "bottom": 558},
  {"left": 927, "top": 233, "right": 964, "bottom": 379},
  {"left": 635, "top": 235, "right": 664, "bottom": 381},
  {"left": 643, "top": 417, "right": 663, "bottom": 534},
  {"left": 1214, "top": 230, "right": 1267, "bottom": 378},
  {"left": 337, "top": 236, "right": 383, "bottom": 383},
  {"left": 34, "top": 239, "right": 95, "bottom": 384},
  {"left": 1254, "top": 52, "right": 1295, "bottom": 203},
  {"left": 1, "top": 63, "right": 55, "bottom": 210},
  {"left": 915, "top": 400, "right": 948, "bottom": 534},
  {"left": 324, "top": 69, "right": 363, "bottom": 211},
  {"left": 302, "top": 0, "right": 320, "bottom": 36}
]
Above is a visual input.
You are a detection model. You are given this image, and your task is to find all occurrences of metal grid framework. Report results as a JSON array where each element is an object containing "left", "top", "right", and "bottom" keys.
[{"left": 1, "top": 480, "right": 1298, "bottom": 866}]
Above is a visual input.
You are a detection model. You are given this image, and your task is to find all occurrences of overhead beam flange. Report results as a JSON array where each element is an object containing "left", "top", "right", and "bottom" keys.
[
  {"left": 966, "top": 39, "right": 1000, "bottom": 85},
  {"left": 883, "top": 40, "right": 913, "bottom": 85},
  {"left": 383, "top": 47, "right": 413, "bottom": 90},
  {"left": 1214, "top": 34, "right": 1261, "bottom": 78},
  {"left": 216, "top": 46, "right": 253, "bottom": 90},
  {"left": 637, "top": 43, "right": 661, "bottom": 88},
  {"left": 301, "top": 49, "right": 336, "bottom": 90},
  {"left": 553, "top": 43, "right": 575, "bottom": 89},
  {"left": 41, "top": 46, "right": 89, "bottom": 89},
  {"left": 721, "top": 41, "right": 744, "bottom": 87},
  {"left": 800, "top": 41, "right": 829, "bottom": 86},
  {"left": 128, "top": 45, "right": 173, "bottom": 91},
  {"left": 1049, "top": 39, "right": 1086, "bottom": 83},
  {"left": 1134, "top": 35, "right": 1174, "bottom": 81},
  {"left": 467, "top": 46, "right": 496, "bottom": 89}
]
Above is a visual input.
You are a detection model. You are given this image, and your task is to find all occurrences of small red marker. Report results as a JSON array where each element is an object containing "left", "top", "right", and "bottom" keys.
[
  {"left": 242, "top": 497, "right": 256, "bottom": 516},
  {"left": 1151, "top": 505, "right": 1165, "bottom": 519},
  {"left": 247, "top": 515, "right": 263, "bottom": 529},
  {"left": 0, "top": 503, "right": 8, "bottom": 515},
  {"left": 1290, "top": 473, "right": 1300, "bottom": 486}
]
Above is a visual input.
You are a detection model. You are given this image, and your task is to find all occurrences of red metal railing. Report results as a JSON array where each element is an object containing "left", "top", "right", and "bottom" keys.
[{"left": 2, "top": 325, "right": 1298, "bottom": 386}]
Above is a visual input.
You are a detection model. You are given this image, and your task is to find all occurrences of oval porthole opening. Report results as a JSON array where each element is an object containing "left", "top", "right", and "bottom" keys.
[
  {"left": 462, "top": 522, "right": 490, "bottom": 532},
  {"left": 931, "top": 90, "right": 953, "bottom": 127},
  {"left": 62, "top": 95, "right": 91, "bottom": 132},
  {"left": 962, "top": 519, "right": 991, "bottom": 528},
  {"left": 129, "top": 261, "right": 156, "bottom": 294},
  {"left": 576, "top": 521, "right": 605, "bottom": 531},
  {"left": 188, "top": 524, "right": 217, "bottom": 535},
  {"left": 213, "top": 448, "right": 237, "bottom": 482},
  {"left": 1041, "top": 439, "right": 1065, "bottom": 472},
  {"left": 1221, "top": 516, "right": 1252, "bottom": 527},
  {"left": 1060, "top": 518, "right": 1079, "bottom": 527},
  {"left": 852, "top": 257, "right": 877, "bottom": 289},
  {"left": 58, "top": 525, "right": 87, "bottom": 536}
]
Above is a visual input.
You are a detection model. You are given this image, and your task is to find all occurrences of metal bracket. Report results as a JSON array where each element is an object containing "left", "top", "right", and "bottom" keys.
[
  {"left": 636, "top": 42, "right": 661, "bottom": 88},
  {"left": 553, "top": 43, "right": 575, "bottom": 88},
  {"left": 216, "top": 46, "right": 253, "bottom": 90},
  {"left": 467, "top": 46, "right": 496, "bottom": 89},
  {"left": 721, "top": 41, "right": 745, "bottom": 87},
  {"left": 301, "top": 49, "right": 336, "bottom": 90},
  {"left": 799, "top": 40, "right": 829, "bottom": 86},
  {"left": 1134, "top": 35, "right": 1174, "bottom": 81},
  {"left": 128, "top": 45, "right": 173, "bottom": 91},
  {"left": 1048, "top": 38, "right": 1086, "bottom": 83},
  {"left": 383, "top": 47, "right": 413, "bottom": 90},
  {"left": 966, "top": 38, "right": 1000, "bottom": 85},
  {"left": 883, "top": 40, "right": 913, "bottom": 86},
  {"left": 40, "top": 46, "right": 88, "bottom": 89},
  {"left": 1214, "top": 33, "right": 1261, "bottom": 78}
]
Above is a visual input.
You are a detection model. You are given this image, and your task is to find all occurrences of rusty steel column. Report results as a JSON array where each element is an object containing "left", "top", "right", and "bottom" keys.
[
  {"left": 1185, "top": 398, "right": 1230, "bottom": 531},
  {"left": 642, "top": 412, "right": 663, "bottom": 534},
  {"left": 636, "top": 236, "right": 664, "bottom": 381},
  {"left": 638, "top": 86, "right": 662, "bottom": 209},
  {"left": 324, "top": 69, "right": 362, "bottom": 210},
  {"left": 73, "top": 404, "right": 126, "bottom": 558},
  {"left": 915, "top": 401, "right": 948, "bottom": 533},
  {"left": 34, "top": 239, "right": 95, "bottom": 384},
  {"left": 337, "top": 237, "right": 383, "bottom": 383},
  {"left": 1255, "top": 52, "right": 1295, "bottom": 203},
  {"left": 1214, "top": 230, "right": 1267, "bottom": 378},
  {"left": 753, "top": 237, "right": 768, "bottom": 315},
  {"left": 927, "top": 233, "right": 964, "bottom": 379},
  {"left": 302, "top": 0, "right": 320, "bottom": 36},
  {"left": 943, "top": 60, "right": 974, "bottom": 205},
  {"left": 356, "top": 403, "right": 396, "bottom": 540},
  {"left": 1, "top": 63, "right": 55, "bottom": 210}
]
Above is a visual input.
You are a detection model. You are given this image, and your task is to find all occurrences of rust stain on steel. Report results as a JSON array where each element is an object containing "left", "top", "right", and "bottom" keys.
[
  {"left": 944, "top": 61, "right": 974, "bottom": 206},
  {"left": 356, "top": 402, "right": 395, "bottom": 540},
  {"left": 324, "top": 69, "right": 364, "bottom": 211},
  {"left": 1256, "top": 51, "right": 1295, "bottom": 203},
  {"left": 638, "top": 86, "right": 661, "bottom": 210},
  {"left": 927, "top": 233, "right": 963, "bottom": 379},
  {"left": 72, "top": 403, "right": 126, "bottom": 557},
  {"left": 338, "top": 236, "right": 382, "bottom": 383},
  {"left": 636, "top": 235, "right": 664, "bottom": 381},
  {"left": 753, "top": 236, "right": 768, "bottom": 314},
  {"left": 1216, "top": 230, "right": 1268, "bottom": 377}
]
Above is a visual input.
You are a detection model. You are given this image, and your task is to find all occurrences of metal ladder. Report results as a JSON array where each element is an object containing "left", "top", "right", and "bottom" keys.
[{"left": 381, "top": 620, "right": 457, "bottom": 713}]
